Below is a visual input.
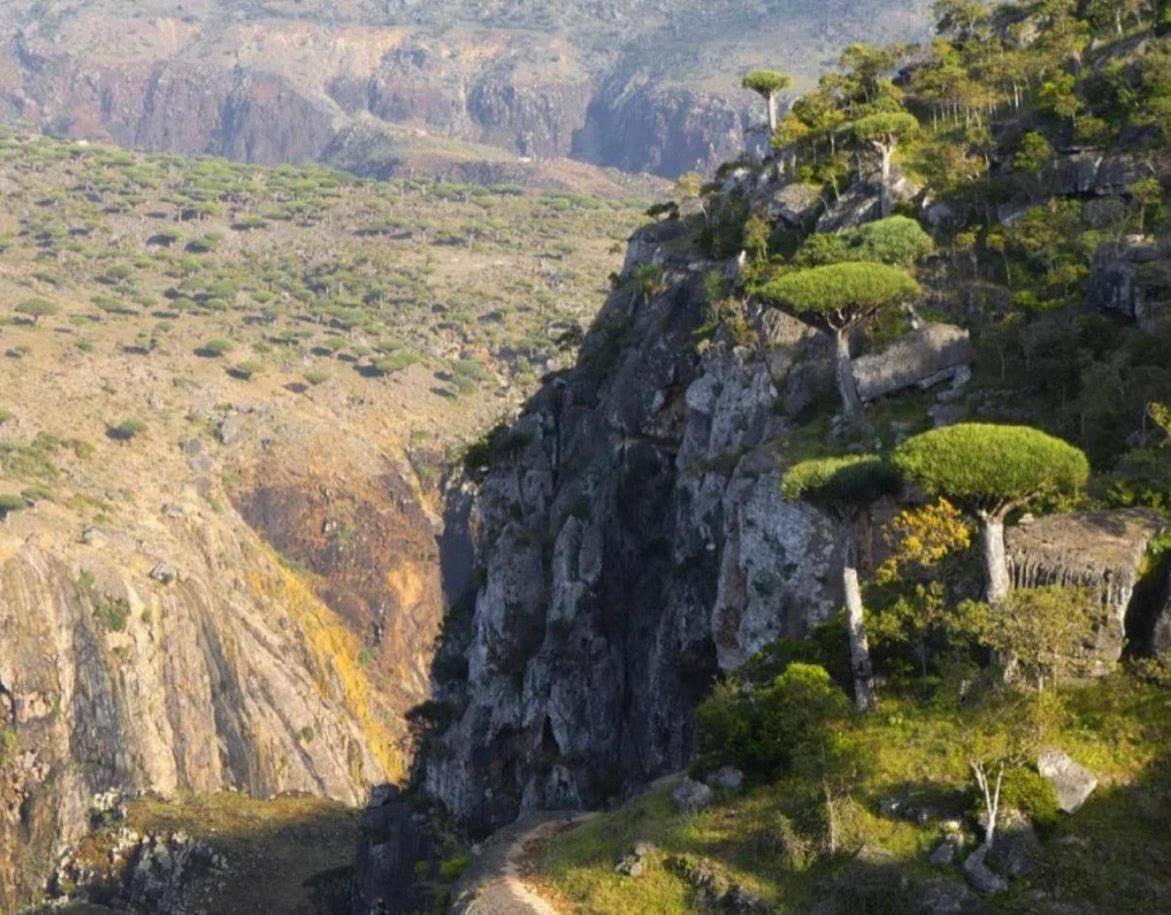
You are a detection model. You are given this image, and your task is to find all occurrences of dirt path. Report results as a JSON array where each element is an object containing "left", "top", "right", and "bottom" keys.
[{"left": 448, "top": 812, "right": 594, "bottom": 915}]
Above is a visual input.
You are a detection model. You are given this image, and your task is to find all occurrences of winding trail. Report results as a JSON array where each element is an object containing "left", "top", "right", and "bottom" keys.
[{"left": 448, "top": 812, "right": 595, "bottom": 915}]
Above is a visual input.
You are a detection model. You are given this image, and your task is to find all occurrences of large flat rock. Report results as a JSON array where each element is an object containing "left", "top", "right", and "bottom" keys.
[
  {"left": 852, "top": 324, "right": 971, "bottom": 403},
  {"left": 1006, "top": 509, "right": 1165, "bottom": 669}
]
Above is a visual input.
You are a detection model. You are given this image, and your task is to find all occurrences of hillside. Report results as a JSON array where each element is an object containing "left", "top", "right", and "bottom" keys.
[
  {"left": 0, "top": 0, "right": 932, "bottom": 179},
  {"left": 418, "top": 1, "right": 1171, "bottom": 912},
  {"left": 7, "top": 1, "right": 1171, "bottom": 914},
  {"left": 0, "top": 131, "right": 646, "bottom": 910}
]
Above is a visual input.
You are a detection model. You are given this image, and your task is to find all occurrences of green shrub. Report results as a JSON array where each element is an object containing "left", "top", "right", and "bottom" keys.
[
  {"left": 94, "top": 597, "right": 131, "bottom": 633},
  {"left": 0, "top": 493, "right": 27, "bottom": 517},
  {"left": 795, "top": 216, "right": 934, "bottom": 267},
  {"left": 693, "top": 663, "right": 851, "bottom": 780},
  {"left": 997, "top": 766, "right": 1061, "bottom": 832},
  {"left": 693, "top": 680, "right": 759, "bottom": 775},
  {"left": 892, "top": 424, "right": 1090, "bottom": 515},
  {"left": 370, "top": 350, "right": 421, "bottom": 376},
  {"left": 187, "top": 233, "right": 222, "bottom": 253},
  {"left": 107, "top": 418, "right": 147, "bottom": 441},
  {"left": 0, "top": 408, "right": 12, "bottom": 424},
  {"left": 228, "top": 360, "right": 265, "bottom": 380},
  {"left": 758, "top": 262, "right": 922, "bottom": 320},
  {"left": 198, "top": 338, "right": 235, "bottom": 358},
  {"left": 781, "top": 455, "right": 902, "bottom": 504},
  {"left": 16, "top": 297, "right": 58, "bottom": 324},
  {"left": 304, "top": 370, "right": 329, "bottom": 386},
  {"left": 21, "top": 485, "right": 53, "bottom": 503},
  {"left": 439, "top": 855, "right": 471, "bottom": 881}
]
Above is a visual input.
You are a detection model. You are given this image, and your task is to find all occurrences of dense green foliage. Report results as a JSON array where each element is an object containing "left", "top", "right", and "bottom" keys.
[
  {"left": 694, "top": 663, "right": 852, "bottom": 781},
  {"left": 963, "top": 586, "right": 1102, "bottom": 689},
  {"left": 781, "top": 455, "right": 902, "bottom": 507},
  {"left": 844, "top": 111, "right": 921, "bottom": 146},
  {"left": 540, "top": 1, "right": 1171, "bottom": 910},
  {"left": 553, "top": 670, "right": 1171, "bottom": 915},
  {"left": 892, "top": 423, "right": 1090, "bottom": 515},
  {"left": 742, "top": 71, "right": 793, "bottom": 97},
  {"left": 757, "top": 262, "right": 921, "bottom": 328},
  {"left": 794, "top": 216, "right": 935, "bottom": 267}
]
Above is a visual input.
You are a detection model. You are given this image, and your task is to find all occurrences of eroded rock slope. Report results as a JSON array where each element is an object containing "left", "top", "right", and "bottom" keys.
[
  {"left": 425, "top": 210, "right": 853, "bottom": 830},
  {"left": 0, "top": 1, "right": 932, "bottom": 178}
]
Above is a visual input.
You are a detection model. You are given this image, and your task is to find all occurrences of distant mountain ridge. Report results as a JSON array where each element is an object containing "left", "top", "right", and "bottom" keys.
[{"left": 0, "top": 0, "right": 932, "bottom": 178}]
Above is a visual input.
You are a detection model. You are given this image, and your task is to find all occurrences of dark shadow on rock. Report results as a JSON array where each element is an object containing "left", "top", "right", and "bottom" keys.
[
  {"left": 1017, "top": 752, "right": 1171, "bottom": 912},
  {"left": 350, "top": 786, "right": 434, "bottom": 915},
  {"left": 32, "top": 799, "right": 369, "bottom": 915}
]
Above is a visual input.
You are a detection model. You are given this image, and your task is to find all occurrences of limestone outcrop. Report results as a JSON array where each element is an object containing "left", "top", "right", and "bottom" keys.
[
  {"left": 425, "top": 216, "right": 844, "bottom": 831},
  {"left": 1005, "top": 509, "right": 1165, "bottom": 670},
  {"left": 0, "top": 514, "right": 394, "bottom": 907},
  {"left": 852, "top": 324, "right": 972, "bottom": 403}
]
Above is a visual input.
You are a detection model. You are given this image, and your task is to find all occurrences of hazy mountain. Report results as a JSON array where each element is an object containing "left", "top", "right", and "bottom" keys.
[{"left": 0, "top": 0, "right": 932, "bottom": 178}]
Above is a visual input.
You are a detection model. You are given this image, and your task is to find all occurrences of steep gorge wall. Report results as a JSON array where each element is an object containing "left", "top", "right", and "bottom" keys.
[
  {"left": 0, "top": 387, "right": 456, "bottom": 909},
  {"left": 0, "top": 20, "right": 745, "bottom": 177},
  {"left": 425, "top": 212, "right": 846, "bottom": 831},
  {"left": 0, "top": 509, "right": 396, "bottom": 908},
  {"left": 422, "top": 146, "right": 1171, "bottom": 835}
]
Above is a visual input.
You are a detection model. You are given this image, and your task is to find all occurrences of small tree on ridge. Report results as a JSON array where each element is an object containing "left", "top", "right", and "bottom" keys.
[
  {"left": 892, "top": 424, "right": 1090, "bottom": 605},
  {"left": 757, "top": 261, "right": 921, "bottom": 421},
  {"left": 742, "top": 70, "right": 793, "bottom": 133},
  {"left": 783, "top": 455, "right": 902, "bottom": 711}
]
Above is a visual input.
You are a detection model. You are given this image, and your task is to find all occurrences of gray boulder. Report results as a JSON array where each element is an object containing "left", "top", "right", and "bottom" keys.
[
  {"left": 1088, "top": 239, "right": 1166, "bottom": 330},
  {"left": 1154, "top": 580, "right": 1171, "bottom": 660},
  {"left": 852, "top": 324, "right": 972, "bottom": 403},
  {"left": 667, "top": 855, "right": 769, "bottom": 912},
  {"left": 962, "top": 845, "right": 1007, "bottom": 895},
  {"left": 672, "top": 777, "right": 714, "bottom": 814},
  {"left": 616, "top": 840, "right": 657, "bottom": 877},
  {"left": 705, "top": 766, "right": 745, "bottom": 791},
  {"left": 985, "top": 811, "right": 1041, "bottom": 879},
  {"left": 816, "top": 184, "right": 883, "bottom": 232},
  {"left": 921, "top": 199, "right": 961, "bottom": 231},
  {"left": 149, "top": 563, "right": 178, "bottom": 585},
  {"left": 1038, "top": 750, "right": 1097, "bottom": 813},
  {"left": 1041, "top": 153, "right": 1102, "bottom": 196},
  {"left": 1005, "top": 509, "right": 1165, "bottom": 673},
  {"left": 1095, "top": 154, "right": 1155, "bottom": 197},
  {"left": 216, "top": 413, "right": 246, "bottom": 446},
  {"left": 918, "top": 878, "right": 985, "bottom": 915},
  {"left": 757, "top": 181, "right": 823, "bottom": 228},
  {"left": 615, "top": 854, "right": 646, "bottom": 877}
]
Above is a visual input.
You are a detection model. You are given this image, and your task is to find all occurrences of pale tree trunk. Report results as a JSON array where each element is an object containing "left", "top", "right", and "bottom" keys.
[
  {"left": 971, "top": 761, "right": 1005, "bottom": 849},
  {"left": 879, "top": 144, "right": 893, "bottom": 217},
  {"left": 767, "top": 93, "right": 778, "bottom": 133},
  {"left": 831, "top": 328, "right": 864, "bottom": 421},
  {"left": 979, "top": 515, "right": 1010, "bottom": 605},
  {"left": 823, "top": 781, "right": 838, "bottom": 855},
  {"left": 842, "top": 540, "right": 876, "bottom": 712}
]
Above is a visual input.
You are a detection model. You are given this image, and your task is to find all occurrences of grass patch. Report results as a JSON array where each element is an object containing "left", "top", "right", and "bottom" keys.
[
  {"left": 536, "top": 676, "right": 1171, "bottom": 914},
  {"left": 66, "top": 793, "right": 361, "bottom": 915}
]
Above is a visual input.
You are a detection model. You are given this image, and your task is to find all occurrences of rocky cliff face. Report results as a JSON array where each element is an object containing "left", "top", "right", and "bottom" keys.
[
  {"left": 421, "top": 140, "right": 1171, "bottom": 836},
  {"left": 0, "top": 503, "right": 395, "bottom": 907},
  {"left": 572, "top": 75, "right": 749, "bottom": 177},
  {"left": 0, "top": 355, "right": 453, "bottom": 911},
  {"left": 0, "top": 17, "right": 738, "bottom": 178},
  {"left": 424, "top": 203, "right": 855, "bottom": 830},
  {"left": 0, "top": 3, "right": 933, "bottom": 179}
]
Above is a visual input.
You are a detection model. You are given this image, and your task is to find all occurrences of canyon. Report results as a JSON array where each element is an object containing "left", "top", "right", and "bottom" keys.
[{"left": 0, "top": 0, "right": 932, "bottom": 179}]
